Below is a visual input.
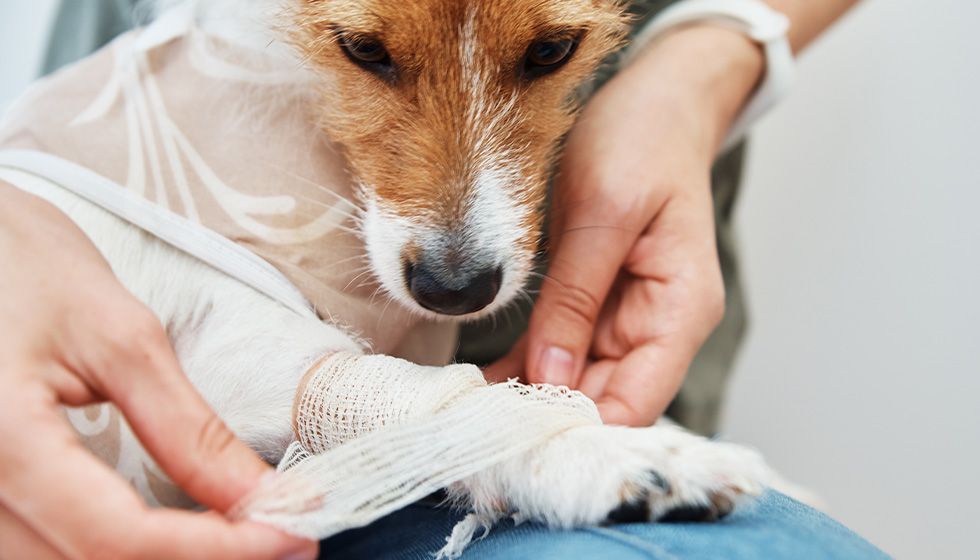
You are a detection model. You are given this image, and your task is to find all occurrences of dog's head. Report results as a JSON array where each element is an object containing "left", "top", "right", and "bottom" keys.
[{"left": 293, "top": 0, "right": 627, "bottom": 319}]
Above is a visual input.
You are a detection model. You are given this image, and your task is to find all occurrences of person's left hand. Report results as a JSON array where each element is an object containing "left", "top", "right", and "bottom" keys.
[{"left": 486, "top": 26, "right": 764, "bottom": 426}]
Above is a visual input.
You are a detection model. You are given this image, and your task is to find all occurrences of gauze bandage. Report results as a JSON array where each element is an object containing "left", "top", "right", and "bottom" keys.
[{"left": 232, "top": 352, "right": 601, "bottom": 539}]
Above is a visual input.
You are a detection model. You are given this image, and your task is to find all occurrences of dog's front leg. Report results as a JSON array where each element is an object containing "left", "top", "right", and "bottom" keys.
[
  {"left": 289, "top": 352, "right": 489, "bottom": 454},
  {"left": 266, "top": 352, "right": 770, "bottom": 558}
]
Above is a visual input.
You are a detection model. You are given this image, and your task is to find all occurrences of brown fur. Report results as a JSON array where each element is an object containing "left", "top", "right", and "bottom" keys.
[{"left": 291, "top": 0, "right": 627, "bottom": 256}]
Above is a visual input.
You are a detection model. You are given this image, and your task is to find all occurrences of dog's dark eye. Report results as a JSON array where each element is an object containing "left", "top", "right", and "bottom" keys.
[
  {"left": 522, "top": 32, "right": 583, "bottom": 79},
  {"left": 337, "top": 33, "right": 395, "bottom": 80},
  {"left": 342, "top": 36, "right": 388, "bottom": 63}
]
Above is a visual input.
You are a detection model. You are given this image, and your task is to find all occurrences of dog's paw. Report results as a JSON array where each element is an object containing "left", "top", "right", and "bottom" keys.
[{"left": 454, "top": 423, "right": 771, "bottom": 530}]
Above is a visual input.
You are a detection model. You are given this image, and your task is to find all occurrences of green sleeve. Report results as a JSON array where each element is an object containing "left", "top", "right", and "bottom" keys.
[{"left": 42, "top": 0, "right": 139, "bottom": 76}]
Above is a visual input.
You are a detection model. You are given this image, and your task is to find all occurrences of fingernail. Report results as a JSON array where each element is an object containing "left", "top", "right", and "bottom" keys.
[{"left": 538, "top": 346, "right": 575, "bottom": 387}]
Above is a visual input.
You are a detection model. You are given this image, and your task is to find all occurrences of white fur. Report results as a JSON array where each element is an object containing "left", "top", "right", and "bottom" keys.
[
  {"left": 360, "top": 196, "right": 421, "bottom": 314},
  {"left": 362, "top": 163, "right": 534, "bottom": 321},
  {"left": 466, "top": 164, "right": 535, "bottom": 312},
  {"left": 27, "top": 180, "right": 770, "bottom": 545},
  {"left": 15, "top": 0, "right": 774, "bottom": 549},
  {"left": 23, "top": 176, "right": 358, "bottom": 463},
  {"left": 457, "top": 425, "right": 768, "bottom": 526},
  {"left": 440, "top": 424, "right": 770, "bottom": 557}
]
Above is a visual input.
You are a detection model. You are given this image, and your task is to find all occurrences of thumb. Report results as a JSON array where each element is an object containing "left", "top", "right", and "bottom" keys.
[
  {"left": 526, "top": 194, "right": 640, "bottom": 388},
  {"left": 89, "top": 312, "right": 273, "bottom": 513}
]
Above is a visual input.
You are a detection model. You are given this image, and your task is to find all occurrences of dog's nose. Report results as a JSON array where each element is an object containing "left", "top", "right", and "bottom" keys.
[{"left": 406, "top": 263, "right": 502, "bottom": 316}]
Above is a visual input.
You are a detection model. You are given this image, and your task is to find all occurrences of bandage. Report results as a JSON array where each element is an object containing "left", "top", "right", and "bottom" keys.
[{"left": 231, "top": 352, "right": 601, "bottom": 538}]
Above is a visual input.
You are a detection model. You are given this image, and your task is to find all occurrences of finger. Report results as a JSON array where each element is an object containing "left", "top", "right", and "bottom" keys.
[
  {"left": 593, "top": 342, "right": 693, "bottom": 427},
  {"left": 576, "top": 359, "right": 616, "bottom": 401},
  {"left": 0, "top": 504, "right": 64, "bottom": 560},
  {"left": 140, "top": 511, "right": 318, "bottom": 560},
  {"left": 589, "top": 274, "right": 632, "bottom": 360},
  {"left": 67, "top": 309, "right": 273, "bottom": 512},
  {"left": 484, "top": 334, "right": 529, "bottom": 384},
  {"left": 0, "top": 395, "right": 315, "bottom": 560},
  {"left": 525, "top": 190, "right": 645, "bottom": 388}
]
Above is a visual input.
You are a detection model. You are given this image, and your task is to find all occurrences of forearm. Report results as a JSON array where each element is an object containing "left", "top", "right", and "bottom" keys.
[
  {"left": 622, "top": 0, "right": 861, "bottom": 151},
  {"left": 766, "top": 0, "right": 861, "bottom": 53},
  {"left": 621, "top": 26, "right": 764, "bottom": 154}
]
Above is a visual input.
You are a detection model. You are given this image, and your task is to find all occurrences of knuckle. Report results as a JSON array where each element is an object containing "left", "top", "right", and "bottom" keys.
[
  {"left": 105, "top": 305, "right": 168, "bottom": 359},
  {"left": 194, "top": 413, "right": 237, "bottom": 467},
  {"left": 703, "top": 281, "right": 726, "bottom": 327},
  {"left": 84, "top": 521, "right": 148, "bottom": 560},
  {"left": 84, "top": 303, "right": 171, "bottom": 392},
  {"left": 550, "top": 283, "right": 603, "bottom": 329},
  {"left": 555, "top": 169, "right": 653, "bottom": 232},
  {"left": 164, "top": 412, "right": 237, "bottom": 495},
  {"left": 125, "top": 307, "right": 168, "bottom": 348}
]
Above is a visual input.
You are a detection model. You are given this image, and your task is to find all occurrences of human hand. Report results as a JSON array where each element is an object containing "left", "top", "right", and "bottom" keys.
[
  {"left": 0, "top": 183, "right": 316, "bottom": 559},
  {"left": 487, "top": 26, "right": 764, "bottom": 426}
]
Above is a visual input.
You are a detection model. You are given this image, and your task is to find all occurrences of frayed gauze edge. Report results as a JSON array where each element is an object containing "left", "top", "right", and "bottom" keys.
[{"left": 229, "top": 352, "right": 601, "bottom": 538}]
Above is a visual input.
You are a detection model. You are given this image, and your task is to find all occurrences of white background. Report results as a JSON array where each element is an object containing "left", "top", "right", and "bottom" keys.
[
  {"left": 1, "top": 1, "right": 977, "bottom": 558},
  {"left": 723, "top": 2, "right": 979, "bottom": 559}
]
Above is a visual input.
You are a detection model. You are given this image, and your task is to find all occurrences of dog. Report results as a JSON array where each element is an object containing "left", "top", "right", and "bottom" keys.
[{"left": 0, "top": 0, "right": 771, "bottom": 554}]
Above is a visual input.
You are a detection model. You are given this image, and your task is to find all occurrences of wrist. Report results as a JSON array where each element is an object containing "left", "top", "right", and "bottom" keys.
[{"left": 625, "top": 24, "right": 766, "bottom": 151}]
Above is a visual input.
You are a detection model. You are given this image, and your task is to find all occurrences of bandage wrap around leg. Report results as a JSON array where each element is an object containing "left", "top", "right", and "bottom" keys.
[{"left": 232, "top": 352, "right": 602, "bottom": 538}]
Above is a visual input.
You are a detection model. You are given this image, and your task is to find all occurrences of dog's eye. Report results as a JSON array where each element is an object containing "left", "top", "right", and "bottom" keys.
[
  {"left": 522, "top": 32, "right": 583, "bottom": 79},
  {"left": 337, "top": 33, "right": 395, "bottom": 79},
  {"left": 342, "top": 36, "right": 388, "bottom": 63}
]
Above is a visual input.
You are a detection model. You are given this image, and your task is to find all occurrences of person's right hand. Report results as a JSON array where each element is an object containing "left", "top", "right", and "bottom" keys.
[{"left": 0, "top": 182, "right": 317, "bottom": 559}]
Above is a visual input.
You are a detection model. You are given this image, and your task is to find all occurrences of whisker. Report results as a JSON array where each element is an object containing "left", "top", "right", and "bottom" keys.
[
  {"left": 285, "top": 190, "right": 365, "bottom": 217},
  {"left": 560, "top": 225, "right": 638, "bottom": 235},
  {"left": 277, "top": 200, "right": 365, "bottom": 231},
  {"left": 263, "top": 164, "right": 366, "bottom": 212},
  {"left": 284, "top": 205, "right": 363, "bottom": 226},
  {"left": 376, "top": 295, "right": 396, "bottom": 329},
  {"left": 343, "top": 268, "right": 376, "bottom": 292},
  {"left": 330, "top": 253, "right": 370, "bottom": 267},
  {"left": 517, "top": 289, "right": 536, "bottom": 308},
  {"left": 502, "top": 304, "right": 514, "bottom": 331},
  {"left": 526, "top": 271, "right": 566, "bottom": 290},
  {"left": 354, "top": 276, "right": 380, "bottom": 290},
  {"left": 368, "top": 285, "right": 386, "bottom": 306}
]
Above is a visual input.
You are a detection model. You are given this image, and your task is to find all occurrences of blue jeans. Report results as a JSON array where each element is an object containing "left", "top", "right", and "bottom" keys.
[{"left": 320, "top": 491, "right": 888, "bottom": 559}]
